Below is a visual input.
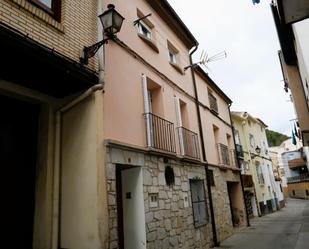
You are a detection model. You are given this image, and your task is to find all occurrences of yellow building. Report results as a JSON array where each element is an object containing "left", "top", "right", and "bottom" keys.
[{"left": 232, "top": 112, "right": 282, "bottom": 216}]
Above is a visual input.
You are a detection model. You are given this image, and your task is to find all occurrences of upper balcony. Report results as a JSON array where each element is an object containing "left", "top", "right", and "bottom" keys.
[
  {"left": 217, "top": 143, "right": 237, "bottom": 168},
  {"left": 178, "top": 127, "right": 200, "bottom": 160},
  {"left": 287, "top": 173, "right": 309, "bottom": 183},
  {"left": 144, "top": 113, "right": 176, "bottom": 153}
]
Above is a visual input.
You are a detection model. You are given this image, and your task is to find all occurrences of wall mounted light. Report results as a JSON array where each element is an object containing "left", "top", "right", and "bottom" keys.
[
  {"left": 80, "top": 4, "right": 124, "bottom": 65},
  {"left": 251, "top": 146, "right": 261, "bottom": 159}
]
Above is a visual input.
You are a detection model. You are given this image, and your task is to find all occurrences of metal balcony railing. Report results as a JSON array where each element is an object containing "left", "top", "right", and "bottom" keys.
[
  {"left": 217, "top": 143, "right": 230, "bottom": 166},
  {"left": 144, "top": 113, "right": 176, "bottom": 153},
  {"left": 287, "top": 173, "right": 309, "bottom": 183},
  {"left": 178, "top": 126, "right": 200, "bottom": 159},
  {"left": 235, "top": 144, "right": 244, "bottom": 158}
]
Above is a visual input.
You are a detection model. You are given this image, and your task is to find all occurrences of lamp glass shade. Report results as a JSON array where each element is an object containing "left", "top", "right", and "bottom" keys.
[
  {"left": 99, "top": 4, "right": 124, "bottom": 35},
  {"left": 255, "top": 146, "right": 261, "bottom": 154}
]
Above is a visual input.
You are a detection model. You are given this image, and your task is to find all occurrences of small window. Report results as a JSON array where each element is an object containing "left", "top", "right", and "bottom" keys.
[
  {"left": 208, "top": 90, "right": 218, "bottom": 114},
  {"left": 29, "top": 0, "right": 61, "bottom": 21},
  {"left": 138, "top": 21, "right": 152, "bottom": 39},
  {"left": 292, "top": 190, "right": 295, "bottom": 196},
  {"left": 207, "top": 170, "right": 215, "bottom": 187},
  {"left": 190, "top": 180, "right": 208, "bottom": 227},
  {"left": 249, "top": 134, "right": 255, "bottom": 148},
  {"left": 306, "top": 190, "right": 309, "bottom": 196},
  {"left": 149, "top": 193, "right": 158, "bottom": 208},
  {"left": 169, "top": 50, "right": 177, "bottom": 64}
]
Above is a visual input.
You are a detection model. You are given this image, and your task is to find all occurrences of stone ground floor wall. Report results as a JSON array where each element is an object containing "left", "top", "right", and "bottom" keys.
[
  {"left": 288, "top": 182, "right": 309, "bottom": 199},
  {"left": 209, "top": 166, "right": 246, "bottom": 242},
  {"left": 106, "top": 144, "right": 213, "bottom": 249}
]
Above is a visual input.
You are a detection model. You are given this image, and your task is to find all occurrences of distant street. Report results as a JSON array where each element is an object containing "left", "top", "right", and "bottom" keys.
[{"left": 215, "top": 199, "right": 309, "bottom": 249}]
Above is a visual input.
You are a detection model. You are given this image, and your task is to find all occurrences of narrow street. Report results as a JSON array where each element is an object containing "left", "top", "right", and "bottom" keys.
[{"left": 216, "top": 199, "right": 309, "bottom": 249}]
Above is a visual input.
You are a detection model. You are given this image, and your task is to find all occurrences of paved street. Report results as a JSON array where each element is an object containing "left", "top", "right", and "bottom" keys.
[{"left": 215, "top": 199, "right": 309, "bottom": 249}]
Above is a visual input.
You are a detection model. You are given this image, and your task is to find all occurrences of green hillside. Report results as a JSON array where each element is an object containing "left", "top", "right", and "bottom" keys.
[{"left": 266, "top": 129, "right": 290, "bottom": 147}]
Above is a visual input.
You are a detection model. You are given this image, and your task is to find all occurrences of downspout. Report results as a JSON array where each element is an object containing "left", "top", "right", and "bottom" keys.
[
  {"left": 97, "top": 0, "right": 105, "bottom": 86},
  {"left": 189, "top": 45, "right": 218, "bottom": 247},
  {"left": 52, "top": 84, "right": 103, "bottom": 249},
  {"left": 228, "top": 105, "right": 250, "bottom": 227}
]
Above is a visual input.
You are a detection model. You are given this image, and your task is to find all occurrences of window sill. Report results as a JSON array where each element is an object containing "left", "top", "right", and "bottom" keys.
[
  {"left": 169, "top": 62, "right": 184, "bottom": 75},
  {"left": 138, "top": 33, "right": 159, "bottom": 53},
  {"left": 10, "top": 0, "right": 64, "bottom": 32}
]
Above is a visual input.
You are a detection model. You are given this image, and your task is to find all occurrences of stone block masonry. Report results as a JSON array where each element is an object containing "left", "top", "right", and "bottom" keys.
[{"left": 106, "top": 145, "right": 213, "bottom": 249}]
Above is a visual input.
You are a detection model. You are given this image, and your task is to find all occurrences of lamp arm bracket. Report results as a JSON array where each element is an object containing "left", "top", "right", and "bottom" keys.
[
  {"left": 133, "top": 13, "right": 152, "bottom": 26},
  {"left": 80, "top": 37, "right": 113, "bottom": 64}
]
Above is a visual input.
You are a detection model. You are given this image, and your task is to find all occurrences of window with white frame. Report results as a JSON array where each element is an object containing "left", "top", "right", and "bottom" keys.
[
  {"left": 190, "top": 179, "right": 208, "bottom": 227},
  {"left": 138, "top": 21, "right": 152, "bottom": 39},
  {"left": 234, "top": 129, "right": 241, "bottom": 145},
  {"left": 169, "top": 50, "right": 177, "bottom": 64}
]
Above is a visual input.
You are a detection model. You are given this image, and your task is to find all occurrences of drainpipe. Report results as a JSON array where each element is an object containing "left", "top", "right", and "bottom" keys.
[
  {"left": 97, "top": 0, "right": 105, "bottom": 86},
  {"left": 228, "top": 105, "right": 250, "bottom": 227},
  {"left": 52, "top": 84, "right": 103, "bottom": 249},
  {"left": 189, "top": 45, "right": 218, "bottom": 247}
]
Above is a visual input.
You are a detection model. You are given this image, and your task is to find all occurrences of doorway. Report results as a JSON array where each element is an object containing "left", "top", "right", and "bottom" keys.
[
  {"left": 116, "top": 166, "right": 147, "bottom": 249},
  {"left": 227, "top": 181, "right": 243, "bottom": 227},
  {"left": 1, "top": 94, "right": 39, "bottom": 248}
]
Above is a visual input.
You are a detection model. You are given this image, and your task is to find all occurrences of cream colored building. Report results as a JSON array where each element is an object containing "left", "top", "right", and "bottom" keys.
[
  {"left": 0, "top": 0, "right": 246, "bottom": 248},
  {"left": 232, "top": 112, "right": 281, "bottom": 216}
]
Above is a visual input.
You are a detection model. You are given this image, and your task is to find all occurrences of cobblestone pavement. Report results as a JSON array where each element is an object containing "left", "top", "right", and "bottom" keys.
[{"left": 215, "top": 198, "right": 309, "bottom": 249}]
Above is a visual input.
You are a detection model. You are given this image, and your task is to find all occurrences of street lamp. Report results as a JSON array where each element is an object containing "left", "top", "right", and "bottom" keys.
[
  {"left": 80, "top": 4, "right": 124, "bottom": 65},
  {"left": 251, "top": 146, "right": 261, "bottom": 159},
  {"left": 255, "top": 146, "right": 261, "bottom": 155}
]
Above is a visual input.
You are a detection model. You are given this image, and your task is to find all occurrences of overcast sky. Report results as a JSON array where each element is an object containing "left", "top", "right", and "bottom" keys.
[{"left": 168, "top": 0, "right": 295, "bottom": 136}]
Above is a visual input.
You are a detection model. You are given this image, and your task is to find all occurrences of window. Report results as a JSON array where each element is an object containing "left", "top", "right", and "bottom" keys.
[
  {"left": 249, "top": 134, "right": 255, "bottom": 148},
  {"left": 190, "top": 180, "right": 208, "bottom": 227},
  {"left": 234, "top": 129, "right": 241, "bottom": 145},
  {"left": 169, "top": 50, "right": 177, "bottom": 64},
  {"left": 256, "top": 162, "right": 265, "bottom": 185},
  {"left": 149, "top": 193, "right": 158, "bottom": 208},
  {"left": 208, "top": 90, "right": 218, "bottom": 114},
  {"left": 306, "top": 190, "right": 309, "bottom": 196},
  {"left": 207, "top": 170, "right": 215, "bottom": 186},
  {"left": 138, "top": 21, "right": 152, "bottom": 39},
  {"left": 29, "top": 0, "right": 61, "bottom": 21}
]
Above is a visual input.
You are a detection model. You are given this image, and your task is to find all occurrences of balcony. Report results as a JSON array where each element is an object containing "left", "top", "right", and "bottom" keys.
[
  {"left": 288, "top": 158, "right": 307, "bottom": 169},
  {"left": 236, "top": 144, "right": 244, "bottom": 158},
  {"left": 287, "top": 173, "right": 309, "bottom": 183},
  {"left": 144, "top": 113, "right": 176, "bottom": 153},
  {"left": 217, "top": 143, "right": 230, "bottom": 167},
  {"left": 178, "top": 127, "right": 200, "bottom": 159}
]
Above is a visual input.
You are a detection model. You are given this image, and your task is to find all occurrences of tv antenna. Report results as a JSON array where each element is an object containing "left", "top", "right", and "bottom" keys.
[{"left": 184, "top": 50, "right": 227, "bottom": 71}]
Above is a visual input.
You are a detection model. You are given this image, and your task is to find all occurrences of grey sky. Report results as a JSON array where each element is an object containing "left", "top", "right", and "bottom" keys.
[{"left": 168, "top": 0, "right": 295, "bottom": 136}]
